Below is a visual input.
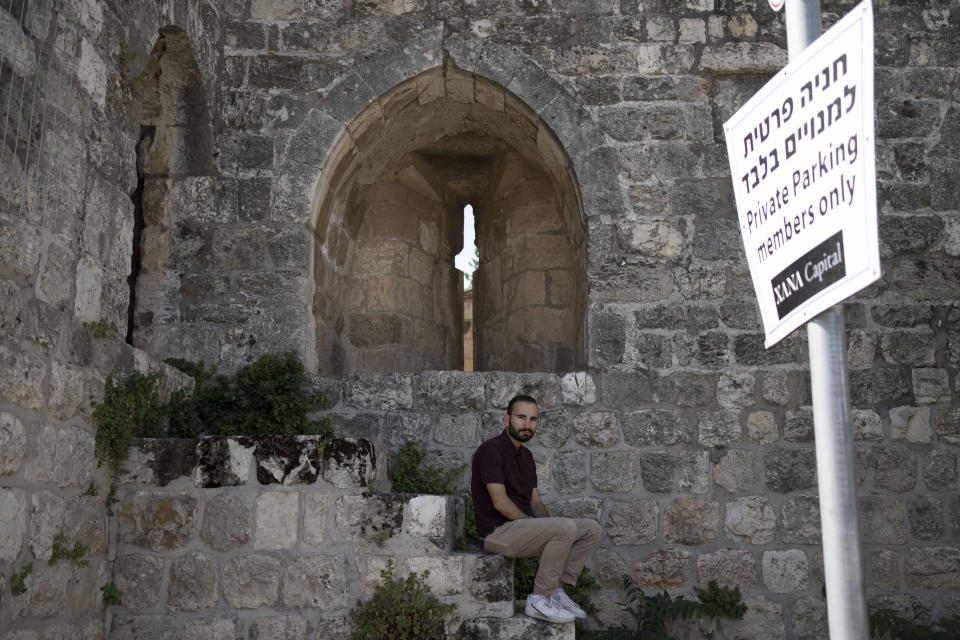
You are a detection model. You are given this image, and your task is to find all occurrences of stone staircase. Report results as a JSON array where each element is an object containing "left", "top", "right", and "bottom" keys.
[{"left": 112, "top": 436, "right": 574, "bottom": 639}]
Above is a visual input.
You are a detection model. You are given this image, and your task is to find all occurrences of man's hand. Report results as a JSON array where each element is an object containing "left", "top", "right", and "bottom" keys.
[
  {"left": 485, "top": 483, "right": 532, "bottom": 520},
  {"left": 530, "top": 487, "right": 550, "bottom": 518}
]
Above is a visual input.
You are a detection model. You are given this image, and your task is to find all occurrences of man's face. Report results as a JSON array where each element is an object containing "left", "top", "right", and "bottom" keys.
[{"left": 504, "top": 401, "right": 539, "bottom": 444}]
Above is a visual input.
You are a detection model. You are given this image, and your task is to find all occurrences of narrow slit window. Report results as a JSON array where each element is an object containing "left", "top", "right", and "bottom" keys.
[{"left": 456, "top": 204, "right": 477, "bottom": 371}]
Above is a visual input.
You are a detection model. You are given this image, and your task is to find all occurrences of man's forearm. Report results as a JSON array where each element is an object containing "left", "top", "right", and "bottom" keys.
[{"left": 494, "top": 498, "right": 532, "bottom": 520}]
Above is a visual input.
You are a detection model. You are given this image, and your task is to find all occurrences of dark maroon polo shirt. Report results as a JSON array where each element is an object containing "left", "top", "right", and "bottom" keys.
[{"left": 471, "top": 430, "right": 538, "bottom": 538}]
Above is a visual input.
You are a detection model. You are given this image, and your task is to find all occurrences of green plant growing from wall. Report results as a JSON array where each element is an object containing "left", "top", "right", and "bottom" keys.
[
  {"left": 390, "top": 441, "right": 465, "bottom": 495},
  {"left": 101, "top": 582, "right": 123, "bottom": 606},
  {"left": 583, "top": 576, "right": 746, "bottom": 639},
  {"left": 118, "top": 42, "right": 149, "bottom": 93},
  {"left": 91, "top": 319, "right": 118, "bottom": 339},
  {"left": 94, "top": 371, "right": 166, "bottom": 496},
  {"left": 868, "top": 608, "right": 960, "bottom": 640},
  {"left": 49, "top": 533, "right": 88, "bottom": 567},
  {"left": 347, "top": 560, "right": 454, "bottom": 640},
  {"left": 10, "top": 562, "right": 32, "bottom": 596},
  {"left": 93, "top": 352, "right": 332, "bottom": 499}
]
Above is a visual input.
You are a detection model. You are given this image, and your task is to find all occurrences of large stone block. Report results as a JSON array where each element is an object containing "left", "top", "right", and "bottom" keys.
[
  {"left": 536, "top": 409, "right": 571, "bottom": 448},
  {"left": 255, "top": 492, "right": 299, "bottom": 549},
  {"left": 0, "top": 487, "right": 27, "bottom": 563},
  {"left": 904, "top": 546, "right": 960, "bottom": 588},
  {"left": 182, "top": 619, "right": 236, "bottom": 640},
  {"left": 679, "top": 451, "right": 712, "bottom": 495},
  {"left": 725, "top": 496, "right": 776, "bottom": 544},
  {"left": 249, "top": 616, "right": 308, "bottom": 640},
  {"left": 255, "top": 436, "right": 323, "bottom": 485},
  {"left": 622, "top": 409, "right": 692, "bottom": 447},
  {"left": 343, "top": 373, "right": 414, "bottom": 410},
  {"left": 435, "top": 414, "right": 480, "bottom": 447},
  {"left": 590, "top": 451, "right": 639, "bottom": 493},
  {"left": 30, "top": 563, "right": 69, "bottom": 619},
  {"left": 697, "top": 411, "right": 741, "bottom": 447},
  {"left": 697, "top": 549, "right": 756, "bottom": 590},
  {"left": 764, "top": 448, "right": 817, "bottom": 492},
  {"left": 467, "top": 553, "right": 513, "bottom": 603},
  {"left": 572, "top": 412, "right": 619, "bottom": 448},
  {"left": 635, "top": 548, "right": 690, "bottom": 590},
  {"left": 560, "top": 372, "right": 596, "bottom": 406},
  {"left": 29, "top": 490, "right": 64, "bottom": 561},
  {"left": 167, "top": 552, "right": 218, "bottom": 610},
  {"left": 639, "top": 451, "right": 675, "bottom": 493},
  {"left": 781, "top": 495, "right": 821, "bottom": 545},
  {"left": 607, "top": 499, "right": 657, "bottom": 545},
  {"left": 876, "top": 447, "right": 918, "bottom": 492},
  {"left": 283, "top": 555, "right": 349, "bottom": 608},
  {"left": 335, "top": 494, "right": 404, "bottom": 543},
  {"left": 417, "top": 371, "right": 485, "bottom": 410},
  {"left": 404, "top": 495, "right": 452, "bottom": 544},
  {"left": 124, "top": 439, "right": 198, "bottom": 486},
  {"left": 223, "top": 555, "right": 282, "bottom": 608},
  {"left": 715, "top": 449, "right": 756, "bottom": 493},
  {"left": 0, "top": 345, "right": 46, "bottom": 410},
  {"left": 108, "top": 615, "right": 177, "bottom": 640},
  {"left": 201, "top": 493, "right": 251, "bottom": 551},
  {"left": 323, "top": 438, "right": 380, "bottom": 488},
  {"left": 859, "top": 496, "right": 909, "bottom": 544},
  {"left": 115, "top": 554, "right": 164, "bottom": 609},
  {"left": 762, "top": 550, "right": 808, "bottom": 593},
  {"left": 458, "top": 615, "right": 574, "bottom": 639},
  {"left": 664, "top": 496, "right": 719, "bottom": 545},
  {"left": 194, "top": 437, "right": 256, "bottom": 487},
  {"left": 0, "top": 411, "right": 26, "bottom": 476},
  {"left": 404, "top": 555, "right": 465, "bottom": 596},
  {"left": 116, "top": 491, "right": 198, "bottom": 551}
]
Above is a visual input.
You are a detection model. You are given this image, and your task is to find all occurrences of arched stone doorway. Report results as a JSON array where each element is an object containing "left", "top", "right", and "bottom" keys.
[{"left": 311, "top": 63, "right": 587, "bottom": 374}]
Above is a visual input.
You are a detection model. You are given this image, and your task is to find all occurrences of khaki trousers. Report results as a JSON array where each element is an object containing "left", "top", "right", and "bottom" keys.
[{"left": 482, "top": 517, "right": 601, "bottom": 596}]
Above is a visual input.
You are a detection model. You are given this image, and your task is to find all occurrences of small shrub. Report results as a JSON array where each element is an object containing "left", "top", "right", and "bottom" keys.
[
  {"left": 101, "top": 582, "right": 123, "bottom": 606},
  {"left": 348, "top": 560, "right": 454, "bottom": 640},
  {"left": 11, "top": 562, "right": 32, "bottom": 596},
  {"left": 49, "top": 533, "right": 88, "bottom": 568},
  {"left": 869, "top": 608, "right": 960, "bottom": 640},
  {"left": 93, "top": 352, "right": 332, "bottom": 495},
  {"left": 91, "top": 319, "right": 118, "bottom": 339},
  {"left": 391, "top": 442, "right": 465, "bottom": 495},
  {"left": 693, "top": 580, "right": 747, "bottom": 620},
  {"left": 165, "top": 352, "right": 332, "bottom": 438},
  {"left": 585, "top": 576, "right": 748, "bottom": 640}
]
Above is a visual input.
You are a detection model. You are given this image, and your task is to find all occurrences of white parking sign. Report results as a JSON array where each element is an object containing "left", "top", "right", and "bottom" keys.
[{"left": 724, "top": 0, "right": 880, "bottom": 347}]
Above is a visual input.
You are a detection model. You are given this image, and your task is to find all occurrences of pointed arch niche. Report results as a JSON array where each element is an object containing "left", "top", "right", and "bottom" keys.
[
  {"left": 129, "top": 26, "right": 214, "bottom": 352},
  {"left": 312, "top": 64, "right": 587, "bottom": 375}
]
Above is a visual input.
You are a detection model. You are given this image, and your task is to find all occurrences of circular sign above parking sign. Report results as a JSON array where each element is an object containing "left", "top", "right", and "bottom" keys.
[{"left": 769, "top": 0, "right": 785, "bottom": 10}]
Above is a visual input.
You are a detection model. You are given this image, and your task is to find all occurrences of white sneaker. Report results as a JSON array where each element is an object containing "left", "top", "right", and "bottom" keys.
[
  {"left": 525, "top": 593, "right": 575, "bottom": 623},
  {"left": 554, "top": 587, "right": 587, "bottom": 619}
]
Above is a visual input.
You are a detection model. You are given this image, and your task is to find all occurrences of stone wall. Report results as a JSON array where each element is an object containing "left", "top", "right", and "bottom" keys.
[
  {"left": 110, "top": 435, "right": 520, "bottom": 639},
  {"left": 1, "top": 0, "right": 959, "bottom": 638}
]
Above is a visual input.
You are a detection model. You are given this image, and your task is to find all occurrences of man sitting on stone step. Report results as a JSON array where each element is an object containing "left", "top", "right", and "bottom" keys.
[{"left": 470, "top": 394, "right": 601, "bottom": 624}]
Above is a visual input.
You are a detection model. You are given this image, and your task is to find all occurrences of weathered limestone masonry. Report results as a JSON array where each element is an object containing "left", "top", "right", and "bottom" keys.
[
  {"left": 1, "top": 0, "right": 959, "bottom": 638},
  {"left": 111, "top": 435, "right": 522, "bottom": 639}
]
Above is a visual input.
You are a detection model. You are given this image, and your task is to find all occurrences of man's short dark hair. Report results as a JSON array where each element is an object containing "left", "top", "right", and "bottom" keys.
[{"left": 507, "top": 394, "right": 538, "bottom": 416}]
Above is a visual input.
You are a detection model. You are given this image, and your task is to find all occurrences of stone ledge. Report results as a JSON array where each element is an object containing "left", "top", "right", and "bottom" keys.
[
  {"left": 123, "top": 436, "right": 386, "bottom": 489},
  {"left": 458, "top": 615, "right": 576, "bottom": 640}
]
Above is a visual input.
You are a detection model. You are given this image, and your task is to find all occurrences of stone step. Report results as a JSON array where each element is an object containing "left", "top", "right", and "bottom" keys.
[{"left": 458, "top": 615, "right": 576, "bottom": 639}]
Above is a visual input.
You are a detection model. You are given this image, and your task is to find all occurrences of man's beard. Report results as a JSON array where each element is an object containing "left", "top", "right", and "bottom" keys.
[{"left": 508, "top": 424, "right": 534, "bottom": 442}]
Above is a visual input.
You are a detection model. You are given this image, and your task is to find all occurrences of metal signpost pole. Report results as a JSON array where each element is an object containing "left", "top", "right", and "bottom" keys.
[{"left": 786, "top": 1, "right": 870, "bottom": 638}]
